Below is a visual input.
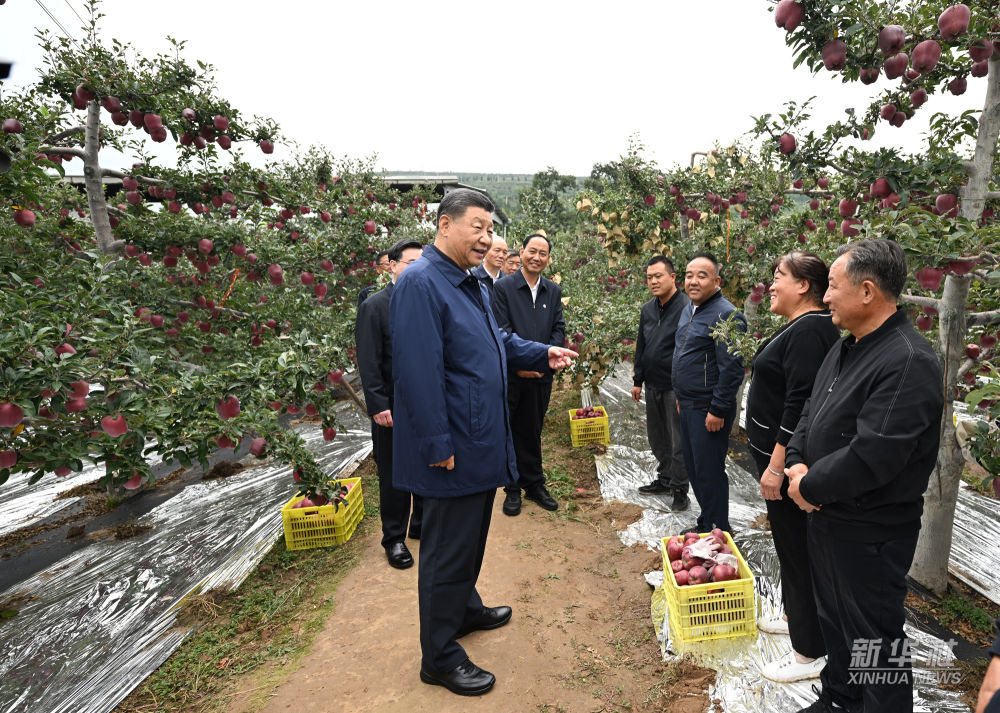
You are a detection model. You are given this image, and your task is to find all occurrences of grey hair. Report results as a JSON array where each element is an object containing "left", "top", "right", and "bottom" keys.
[
  {"left": 835, "top": 239, "right": 907, "bottom": 299},
  {"left": 437, "top": 188, "right": 495, "bottom": 228}
]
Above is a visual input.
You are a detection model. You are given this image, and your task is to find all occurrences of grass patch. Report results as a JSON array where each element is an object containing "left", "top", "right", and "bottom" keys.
[
  {"left": 115, "top": 457, "right": 379, "bottom": 713},
  {"left": 940, "top": 593, "right": 996, "bottom": 635}
]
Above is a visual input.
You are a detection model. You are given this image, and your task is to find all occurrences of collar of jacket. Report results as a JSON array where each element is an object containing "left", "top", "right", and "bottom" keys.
[
  {"left": 692, "top": 287, "right": 723, "bottom": 311},
  {"left": 509, "top": 269, "right": 547, "bottom": 292},
  {"left": 843, "top": 306, "right": 909, "bottom": 350},
  {"left": 426, "top": 244, "right": 478, "bottom": 288}
]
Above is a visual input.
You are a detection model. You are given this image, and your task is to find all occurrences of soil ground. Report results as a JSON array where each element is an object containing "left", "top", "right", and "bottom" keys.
[{"left": 217, "top": 386, "right": 715, "bottom": 713}]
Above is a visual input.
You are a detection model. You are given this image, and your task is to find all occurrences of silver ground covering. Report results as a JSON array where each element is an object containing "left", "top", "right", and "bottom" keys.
[
  {"left": 0, "top": 402, "right": 371, "bottom": 713},
  {"left": 590, "top": 366, "right": 986, "bottom": 713}
]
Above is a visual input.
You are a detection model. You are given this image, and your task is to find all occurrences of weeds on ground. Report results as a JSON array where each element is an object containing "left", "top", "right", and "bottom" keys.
[
  {"left": 940, "top": 593, "right": 996, "bottom": 634},
  {"left": 115, "top": 461, "right": 379, "bottom": 713}
]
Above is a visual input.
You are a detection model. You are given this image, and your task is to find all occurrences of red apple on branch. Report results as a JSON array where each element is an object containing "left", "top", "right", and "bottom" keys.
[
  {"left": 822, "top": 39, "right": 847, "bottom": 71},
  {"left": 216, "top": 395, "right": 241, "bottom": 420},
  {"left": 101, "top": 414, "right": 128, "bottom": 437},
  {"left": 0, "top": 403, "right": 25, "bottom": 428},
  {"left": 879, "top": 25, "right": 906, "bottom": 55},
  {"left": 938, "top": 4, "right": 971, "bottom": 41},
  {"left": 778, "top": 133, "right": 796, "bottom": 154},
  {"left": 912, "top": 40, "right": 942, "bottom": 74},
  {"left": 774, "top": 0, "right": 804, "bottom": 32},
  {"left": 884, "top": 53, "right": 908, "bottom": 79}
]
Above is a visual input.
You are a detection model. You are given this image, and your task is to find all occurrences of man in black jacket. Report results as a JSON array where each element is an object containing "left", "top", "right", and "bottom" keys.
[
  {"left": 786, "top": 239, "right": 944, "bottom": 713},
  {"left": 632, "top": 256, "right": 691, "bottom": 511},
  {"left": 471, "top": 235, "right": 507, "bottom": 300},
  {"left": 492, "top": 233, "right": 565, "bottom": 516},
  {"left": 357, "top": 250, "right": 390, "bottom": 306},
  {"left": 355, "top": 238, "right": 424, "bottom": 569}
]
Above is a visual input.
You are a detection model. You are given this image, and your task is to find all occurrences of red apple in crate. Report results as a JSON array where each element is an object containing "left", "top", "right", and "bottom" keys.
[
  {"left": 667, "top": 541, "right": 684, "bottom": 561},
  {"left": 674, "top": 570, "right": 690, "bottom": 586},
  {"left": 670, "top": 560, "right": 685, "bottom": 574},
  {"left": 688, "top": 565, "right": 710, "bottom": 585}
]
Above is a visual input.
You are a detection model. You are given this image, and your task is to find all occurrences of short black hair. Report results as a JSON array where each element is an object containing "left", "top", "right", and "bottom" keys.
[
  {"left": 387, "top": 238, "right": 422, "bottom": 263},
  {"left": 522, "top": 233, "right": 552, "bottom": 251},
  {"left": 646, "top": 255, "right": 675, "bottom": 273},
  {"left": 836, "top": 239, "right": 906, "bottom": 298},
  {"left": 506, "top": 248, "right": 520, "bottom": 259},
  {"left": 375, "top": 250, "right": 389, "bottom": 261},
  {"left": 688, "top": 251, "right": 720, "bottom": 276},
  {"left": 437, "top": 188, "right": 495, "bottom": 228}
]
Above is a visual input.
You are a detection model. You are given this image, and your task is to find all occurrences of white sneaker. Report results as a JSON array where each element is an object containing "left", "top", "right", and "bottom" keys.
[
  {"left": 757, "top": 612, "right": 790, "bottom": 634},
  {"left": 760, "top": 651, "right": 826, "bottom": 683}
]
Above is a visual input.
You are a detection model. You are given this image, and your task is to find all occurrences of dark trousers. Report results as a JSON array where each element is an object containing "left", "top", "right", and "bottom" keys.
[
  {"left": 371, "top": 420, "right": 422, "bottom": 548},
  {"left": 809, "top": 522, "right": 918, "bottom": 713},
  {"left": 751, "top": 451, "right": 825, "bottom": 658},
  {"left": 418, "top": 490, "right": 495, "bottom": 673},
  {"left": 504, "top": 379, "right": 552, "bottom": 494},
  {"left": 646, "top": 388, "right": 688, "bottom": 490},
  {"left": 678, "top": 406, "right": 735, "bottom": 531}
]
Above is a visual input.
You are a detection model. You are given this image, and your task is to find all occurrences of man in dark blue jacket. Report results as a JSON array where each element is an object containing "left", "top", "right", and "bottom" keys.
[
  {"left": 391, "top": 189, "right": 576, "bottom": 696},
  {"left": 672, "top": 252, "right": 746, "bottom": 535},
  {"left": 633, "top": 256, "right": 691, "bottom": 511},
  {"left": 786, "top": 240, "right": 943, "bottom": 713},
  {"left": 492, "top": 232, "right": 565, "bottom": 516},
  {"left": 355, "top": 237, "right": 424, "bottom": 569}
]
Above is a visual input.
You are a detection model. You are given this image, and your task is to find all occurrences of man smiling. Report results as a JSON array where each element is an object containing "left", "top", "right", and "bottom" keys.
[
  {"left": 672, "top": 252, "right": 746, "bottom": 535},
  {"left": 492, "top": 232, "right": 565, "bottom": 516},
  {"left": 390, "top": 190, "right": 576, "bottom": 695}
]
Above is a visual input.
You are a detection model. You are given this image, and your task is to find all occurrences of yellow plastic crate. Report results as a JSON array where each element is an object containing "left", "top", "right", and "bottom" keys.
[
  {"left": 281, "top": 477, "right": 364, "bottom": 551},
  {"left": 661, "top": 532, "right": 756, "bottom": 644},
  {"left": 567, "top": 406, "right": 610, "bottom": 446}
]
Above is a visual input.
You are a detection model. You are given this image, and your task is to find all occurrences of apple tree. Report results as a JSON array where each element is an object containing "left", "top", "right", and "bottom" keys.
[
  {"left": 0, "top": 6, "right": 429, "bottom": 502},
  {"left": 762, "top": 0, "right": 1000, "bottom": 594}
]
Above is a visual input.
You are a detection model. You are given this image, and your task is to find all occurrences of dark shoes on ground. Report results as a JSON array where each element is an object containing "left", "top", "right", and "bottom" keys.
[
  {"left": 502, "top": 491, "right": 521, "bottom": 516},
  {"left": 638, "top": 481, "right": 690, "bottom": 512},
  {"left": 796, "top": 685, "right": 839, "bottom": 712},
  {"left": 456, "top": 605, "right": 512, "bottom": 638},
  {"left": 524, "top": 485, "right": 558, "bottom": 511},
  {"left": 385, "top": 541, "right": 413, "bottom": 569},
  {"left": 420, "top": 658, "right": 496, "bottom": 696},
  {"left": 638, "top": 479, "right": 670, "bottom": 495}
]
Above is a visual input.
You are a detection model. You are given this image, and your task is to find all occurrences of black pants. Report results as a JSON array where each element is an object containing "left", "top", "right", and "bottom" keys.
[
  {"left": 504, "top": 379, "right": 552, "bottom": 494},
  {"left": 646, "top": 387, "right": 688, "bottom": 490},
  {"left": 678, "top": 406, "right": 735, "bottom": 531},
  {"left": 809, "top": 520, "right": 918, "bottom": 713},
  {"left": 750, "top": 451, "right": 825, "bottom": 658},
  {"left": 371, "top": 420, "right": 422, "bottom": 548},
  {"left": 418, "top": 490, "right": 495, "bottom": 673}
]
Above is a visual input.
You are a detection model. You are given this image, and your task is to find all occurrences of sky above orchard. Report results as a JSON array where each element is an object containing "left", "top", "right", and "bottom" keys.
[{"left": 4, "top": 0, "right": 989, "bottom": 177}]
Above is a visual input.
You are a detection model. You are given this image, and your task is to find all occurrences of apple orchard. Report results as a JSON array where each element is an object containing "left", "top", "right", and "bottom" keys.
[{"left": 2, "top": 1, "right": 1000, "bottom": 596}]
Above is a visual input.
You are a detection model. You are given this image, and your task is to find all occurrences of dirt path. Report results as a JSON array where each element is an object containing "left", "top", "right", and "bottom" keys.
[{"left": 225, "top": 494, "right": 711, "bottom": 713}]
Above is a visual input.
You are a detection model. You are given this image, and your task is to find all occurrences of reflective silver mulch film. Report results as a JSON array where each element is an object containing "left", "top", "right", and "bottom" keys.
[
  {"left": 0, "top": 403, "right": 371, "bottom": 713},
  {"left": 587, "top": 366, "right": 980, "bottom": 713}
]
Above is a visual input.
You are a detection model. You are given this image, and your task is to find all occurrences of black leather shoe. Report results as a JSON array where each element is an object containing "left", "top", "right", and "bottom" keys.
[
  {"left": 638, "top": 480, "right": 670, "bottom": 494},
  {"left": 525, "top": 485, "right": 558, "bottom": 511},
  {"left": 669, "top": 489, "right": 690, "bottom": 512},
  {"left": 420, "top": 658, "right": 495, "bottom": 696},
  {"left": 502, "top": 491, "right": 521, "bottom": 516},
  {"left": 385, "top": 541, "right": 413, "bottom": 569},
  {"left": 456, "top": 605, "right": 512, "bottom": 638},
  {"left": 680, "top": 525, "right": 701, "bottom": 536}
]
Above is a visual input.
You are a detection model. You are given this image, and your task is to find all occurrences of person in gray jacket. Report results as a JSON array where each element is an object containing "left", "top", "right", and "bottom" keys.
[
  {"left": 672, "top": 252, "right": 746, "bottom": 534},
  {"left": 632, "top": 256, "right": 691, "bottom": 511}
]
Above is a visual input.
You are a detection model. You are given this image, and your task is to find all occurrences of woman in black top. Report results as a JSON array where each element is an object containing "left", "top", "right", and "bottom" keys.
[{"left": 746, "top": 251, "right": 840, "bottom": 683}]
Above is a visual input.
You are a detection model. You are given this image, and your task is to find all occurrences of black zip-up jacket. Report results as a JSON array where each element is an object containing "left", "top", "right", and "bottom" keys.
[
  {"left": 355, "top": 282, "right": 394, "bottom": 416},
  {"left": 745, "top": 310, "right": 840, "bottom": 457},
  {"left": 785, "top": 308, "right": 944, "bottom": 541},
  {"left": 633, "top": 290, "right": 690, "bottom": 392}
]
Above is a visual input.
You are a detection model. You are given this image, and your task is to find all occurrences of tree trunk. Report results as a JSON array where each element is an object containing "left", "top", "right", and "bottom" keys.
[
  {"left": 909, "top": 56, "right": 1000, "bottom": 595},
  {"left": 82, "top": 100, "right": 122, "bottom": 255}
]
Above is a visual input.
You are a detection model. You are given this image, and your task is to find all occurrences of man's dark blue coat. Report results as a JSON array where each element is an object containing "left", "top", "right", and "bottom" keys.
[{"left": 390, "top": 246, "right": 550, "bottom": 498}]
